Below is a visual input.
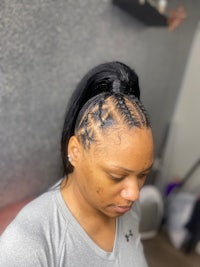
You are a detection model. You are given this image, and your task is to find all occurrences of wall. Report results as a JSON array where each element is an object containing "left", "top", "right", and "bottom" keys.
[
  {"left": 0, "top": 0, "right": 200, "bottom": 208},
  {"left": 158, "top": 23, "right": 200, "bottom": 195}
]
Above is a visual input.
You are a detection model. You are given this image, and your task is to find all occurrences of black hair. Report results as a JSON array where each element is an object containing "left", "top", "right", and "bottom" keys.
[{"left": 61, "top": 61, "right": 150, "bottom": 174}]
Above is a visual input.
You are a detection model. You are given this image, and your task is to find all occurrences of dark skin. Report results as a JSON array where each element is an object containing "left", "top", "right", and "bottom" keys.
[{"left": 61, "top": 126, "right": 154, "bottom": 252}]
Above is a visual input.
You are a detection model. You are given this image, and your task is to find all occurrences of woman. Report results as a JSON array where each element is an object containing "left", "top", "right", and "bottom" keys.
[{"left": 0, "top": 62, "right": 154, "bottom": 266}]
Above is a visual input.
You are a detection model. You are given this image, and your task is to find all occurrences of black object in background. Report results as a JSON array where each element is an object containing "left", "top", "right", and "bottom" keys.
[
  {"left": 112, "top": 0, "right": 167, "bottom": 26},
  {"left": 183, "top": 199, "right": 200, "bottom": 253}
]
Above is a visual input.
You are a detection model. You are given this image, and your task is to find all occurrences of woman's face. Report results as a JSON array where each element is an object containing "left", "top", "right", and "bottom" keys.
[{"left": 70, "top": 126, "right": 154, "bottom": 218}]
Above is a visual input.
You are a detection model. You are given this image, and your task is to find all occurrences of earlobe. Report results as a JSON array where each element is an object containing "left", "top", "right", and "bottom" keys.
[{"left": 68, "top": 136, "right": 81, "bottom": 165}]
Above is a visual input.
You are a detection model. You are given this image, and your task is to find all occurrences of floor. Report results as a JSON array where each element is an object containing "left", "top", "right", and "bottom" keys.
[{"left": 143, "top": 229, "right": 200, "bottom": 267}]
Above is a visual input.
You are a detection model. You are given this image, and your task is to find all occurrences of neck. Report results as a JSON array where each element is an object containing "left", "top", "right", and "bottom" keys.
[{"left": 60, "top": 175, "right": 116, "bottom": 252}]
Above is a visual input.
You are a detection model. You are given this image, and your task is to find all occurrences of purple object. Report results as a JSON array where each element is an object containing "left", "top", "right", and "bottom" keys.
[{"left": 165, "top": 182, "right": 180, "bottom": 196}]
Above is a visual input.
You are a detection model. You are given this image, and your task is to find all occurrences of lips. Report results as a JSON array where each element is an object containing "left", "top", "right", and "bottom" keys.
[{"left": 113, "top": 205, "right": 132, "bottom": 214}]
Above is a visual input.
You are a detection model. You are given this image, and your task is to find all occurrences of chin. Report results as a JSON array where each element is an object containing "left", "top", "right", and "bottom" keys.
[{"left": 100, "top": 209, "right": 125, "bottom": 219}]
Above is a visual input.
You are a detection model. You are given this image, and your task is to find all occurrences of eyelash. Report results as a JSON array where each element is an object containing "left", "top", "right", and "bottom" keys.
[
  {"left": 138, "top": 173, "right": 148, "bottom": 180},
  {"left": 108, "top": 173, "right": 148, "bottom": 182},
  {"left": 109, "top": 175, "right": 125, "bottom": 182}
]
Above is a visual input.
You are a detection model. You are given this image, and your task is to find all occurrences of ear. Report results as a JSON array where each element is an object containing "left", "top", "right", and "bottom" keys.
[{"left": 67, "top": 136, "right": 82, "bottom": 166}]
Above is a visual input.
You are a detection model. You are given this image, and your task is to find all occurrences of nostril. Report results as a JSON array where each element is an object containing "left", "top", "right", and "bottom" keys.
[
  {"left": 121, "top": 188, "right": 139, "bottom": 201},
  {"left": 121, "top": 189, "right": 129, "bottom": 198}
]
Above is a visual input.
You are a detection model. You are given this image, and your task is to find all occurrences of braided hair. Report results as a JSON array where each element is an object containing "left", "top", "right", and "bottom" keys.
[{"left": 61, "top": 61, "right": 151, "bottom": 174}]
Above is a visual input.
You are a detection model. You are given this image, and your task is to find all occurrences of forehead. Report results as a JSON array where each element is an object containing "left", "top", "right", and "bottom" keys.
[{"left": 84, "top": 126, "right": 154, "bottom": 171}]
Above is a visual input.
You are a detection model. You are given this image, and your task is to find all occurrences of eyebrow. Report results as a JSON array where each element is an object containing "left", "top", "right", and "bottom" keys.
[{"left": 107, "top": 163, "right": 153, "bottom": 174}]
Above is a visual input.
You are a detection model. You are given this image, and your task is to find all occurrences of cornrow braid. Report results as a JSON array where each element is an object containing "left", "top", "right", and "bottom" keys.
[
  {"left": 82, "top": 113, "right": 95, "bottom": 147},
  {"left": 75, "top": 93, "right": 112, "bottom": 148},
  {"left": 97, "top": 99, "right": 105, "bottom": 127},
  {"left": 133, "top": 98, "right": 150, "bottom": 127},
  {"left": 75, "top": 92, "right": 151, "bottom": 149},
  {"left": 113, "top": 94, "right": 141, "bottom": 128},
  {"left": 129, "top": 95, "right": 151, "bottom": 127}
]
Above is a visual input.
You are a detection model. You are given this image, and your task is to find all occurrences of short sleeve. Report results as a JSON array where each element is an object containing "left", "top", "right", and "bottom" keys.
[{"left": 0, "top": 222, "right": 45, "bottom": 267}]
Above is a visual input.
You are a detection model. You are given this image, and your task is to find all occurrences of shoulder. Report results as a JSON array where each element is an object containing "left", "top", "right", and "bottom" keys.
[
  {"left": 0, "top": 189, "right": 68, "bottom": 266},
  {"left": 1, "top": 189, "right": 68, "bottom": 238},
  {"left": 0, "top": 220, "right": 45, "bottom": 266},
  {"left": 13, "top": 190, "right": 59, "bottom": 228}
]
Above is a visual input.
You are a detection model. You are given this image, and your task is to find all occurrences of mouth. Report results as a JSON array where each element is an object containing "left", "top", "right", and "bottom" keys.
[{"left": 112, "top": 205, "right": 132, "bottom": 214}]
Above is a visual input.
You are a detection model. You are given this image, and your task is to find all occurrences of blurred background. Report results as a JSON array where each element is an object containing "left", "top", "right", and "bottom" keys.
[{"left": 0, "top": 0, "right": 200, "bottom": 266}]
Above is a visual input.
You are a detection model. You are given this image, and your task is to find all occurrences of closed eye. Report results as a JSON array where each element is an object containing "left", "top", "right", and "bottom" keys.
[
  {"left": 137, "top": 173, "right": 149, "bottom": 180},
  {"left": 109, "top": 174, "right": 126, "bottom": 182}
]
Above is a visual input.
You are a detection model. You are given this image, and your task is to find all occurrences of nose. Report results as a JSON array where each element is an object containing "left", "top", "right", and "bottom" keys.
[{"left": 120, "top": 177, "right": 140, "bottom": 202}]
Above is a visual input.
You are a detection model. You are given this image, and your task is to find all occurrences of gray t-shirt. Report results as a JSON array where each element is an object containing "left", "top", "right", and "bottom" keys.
[{"left": 0, "top": 188, "right": 148, "bottom": 267}]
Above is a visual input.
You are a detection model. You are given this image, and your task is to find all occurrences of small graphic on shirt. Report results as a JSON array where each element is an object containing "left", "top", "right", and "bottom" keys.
[{"left": 125, "top": 230, "right": 133, "bottom": 242}]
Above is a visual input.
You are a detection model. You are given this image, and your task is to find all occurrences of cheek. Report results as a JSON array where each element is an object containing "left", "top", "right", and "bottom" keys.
[
  {"left": 96, "top": 187, "right": 104, "bottom": 195},
  {"left": 95, "top": 182, "right": 121, "bottom": 201},
  {"left": 95, "top": 187, "right": 107, "bottom": 204},
  {"left": 139, "top": 179, "right": 146, "bottom": 189},
  {"left": 94, "top": 181, "right": 115, "bottom": 199}
]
